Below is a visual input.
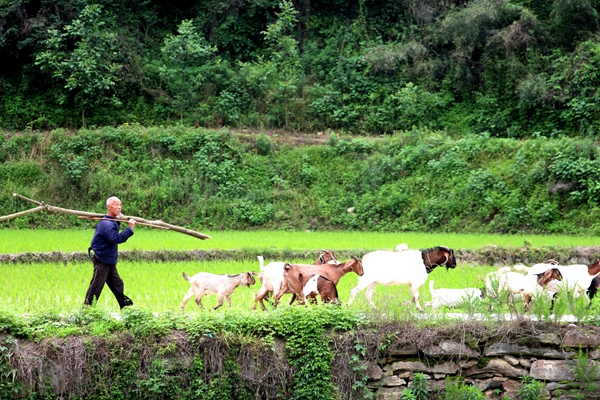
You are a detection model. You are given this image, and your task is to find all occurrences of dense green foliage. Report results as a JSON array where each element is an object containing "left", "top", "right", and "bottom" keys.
[
  {"left": 2, "top": 0, "right": 600, "bottom": 135},
  {"left": 3, "top": 126, "right": 600, "bottom": 234}
]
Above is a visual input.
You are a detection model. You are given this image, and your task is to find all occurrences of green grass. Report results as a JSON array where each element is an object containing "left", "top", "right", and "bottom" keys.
[
  {"left": 0, "top": 258, "right": 494, "bottom": 314},
  {"left": 2, "top": 229, "right": 600, "bottom": 253},
  {"left": 2, "top": 229, "right": 600, "bottom": 317}
]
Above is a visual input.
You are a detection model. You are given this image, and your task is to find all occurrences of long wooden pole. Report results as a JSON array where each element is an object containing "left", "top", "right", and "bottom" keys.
[
  {"left": 5, "top": 193, "right": 211, "bottom": 240},
  {"left": 0, "top": 205, "right": 47, "bottom": 222}
]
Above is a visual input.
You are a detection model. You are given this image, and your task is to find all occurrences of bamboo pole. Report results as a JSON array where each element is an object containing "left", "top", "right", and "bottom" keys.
[{"left": 4, "top": 193, "right": 212, "bottom": 240}]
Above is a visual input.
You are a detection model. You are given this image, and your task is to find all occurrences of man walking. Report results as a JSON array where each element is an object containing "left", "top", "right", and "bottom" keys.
[{"left": 84, "top": 196, "right": 136, "bottom": 309}]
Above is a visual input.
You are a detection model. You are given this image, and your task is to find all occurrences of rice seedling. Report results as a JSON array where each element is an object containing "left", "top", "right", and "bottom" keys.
[
  {"left": 2, "top": 229, "right": 600, "bottom": 253},
  {"left": 2, "top": 229, "right": 599, "bottom": 319},
  {"left": 0, "top": 258, "right": 495, "bottom": 314}
]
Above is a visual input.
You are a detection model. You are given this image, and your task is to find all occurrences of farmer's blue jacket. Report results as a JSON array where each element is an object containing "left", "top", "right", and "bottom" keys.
[{"left": 90, "top": 215, "right": 134, "bottom": 265}]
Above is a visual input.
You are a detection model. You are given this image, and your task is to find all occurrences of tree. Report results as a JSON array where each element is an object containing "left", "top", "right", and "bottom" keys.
[
  {"left": 160, "top": 19, "right": 216, "bottom": 123},
  {"left": 34, "top": 4, "right": 122, "bottom": 127},
  {"left": 261, "top": 0, "right": 302, "bottom": 130}
]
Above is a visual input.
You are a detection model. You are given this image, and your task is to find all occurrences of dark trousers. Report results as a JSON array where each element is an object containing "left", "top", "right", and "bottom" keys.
[{"left": 84, "top": 257, "right": 133, "bottom": 309}]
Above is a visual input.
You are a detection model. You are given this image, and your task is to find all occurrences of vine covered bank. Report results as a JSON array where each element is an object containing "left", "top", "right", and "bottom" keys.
[{"left": 2, "top": 307, "right": 600, "bottom": 399}]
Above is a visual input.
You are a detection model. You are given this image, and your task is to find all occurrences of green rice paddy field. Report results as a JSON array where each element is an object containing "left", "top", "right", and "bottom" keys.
[{"left": 1, "top": 229, "right": 599, "bottom": 314}]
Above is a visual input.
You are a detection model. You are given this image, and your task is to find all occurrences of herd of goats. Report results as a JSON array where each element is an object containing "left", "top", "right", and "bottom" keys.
[{"left": 179, "top": 245, "right": 600, "bottom": 312}]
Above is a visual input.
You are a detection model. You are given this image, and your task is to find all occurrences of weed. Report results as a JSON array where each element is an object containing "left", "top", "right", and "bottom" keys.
[
  {"left": 401, "top": 373, "right": 429, "bottom": 400},
  {"left": 517, "top": 376, "right": 547, "bottom": 400},
  {"left": 444, "top": 377, "right": 485, "bottom": 400}
]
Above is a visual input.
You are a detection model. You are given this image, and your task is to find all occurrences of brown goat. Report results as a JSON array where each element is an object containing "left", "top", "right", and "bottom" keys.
[
  {"left": 253, "top": 250, "right": 339, "bottom": 311},
  {"left": 273, "top": 257, "right": 363, "bottom": 307},
  {"left": 522, "top": 268, "right": 563, "bottom": 309}
]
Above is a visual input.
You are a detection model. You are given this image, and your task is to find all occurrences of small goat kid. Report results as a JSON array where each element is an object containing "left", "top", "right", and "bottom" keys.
[
  {"left": 303, "top": 275, "right": 339, "bottom": 304},
  {"left": 181, "top": 271, "right": 255, "bottom": 310},
  {"left": 425, "top": 280, "right": 482, "bottom": 310}
]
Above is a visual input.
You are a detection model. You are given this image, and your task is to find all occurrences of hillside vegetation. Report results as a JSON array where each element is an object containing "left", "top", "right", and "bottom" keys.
[
  {"left": 2, "top": 126, "right": 600, "bottom": 235},
  {"left": 2, "top": 0, "right": 600, "bottom": 136}
]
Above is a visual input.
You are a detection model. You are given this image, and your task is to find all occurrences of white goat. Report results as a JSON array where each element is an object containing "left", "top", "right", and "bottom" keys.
[
  {"left": 527, "top": 260, "right": 600, "bottom": 299},
  {"left": 425, "top": 280, "right": 482, "bottom": 310},
  {"left": 485, "top": 266, "right": 563, "bottom": 309},
  {"left": 395, "top": 243, "right": 409, "bottom": 251},
  {"left": 253, "top": 251, "right": 338, "bottom": 311},
  {"left": 181, "top": 271, "right": 255, "bottom": 310},
  {"left": 347, "top": 246, "right": 457, "bottom": 312}
]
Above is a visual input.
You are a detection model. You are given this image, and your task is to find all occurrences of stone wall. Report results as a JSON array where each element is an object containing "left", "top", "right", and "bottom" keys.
[{"left": 368, "top": 324, "right": 600, "bottom": 399}]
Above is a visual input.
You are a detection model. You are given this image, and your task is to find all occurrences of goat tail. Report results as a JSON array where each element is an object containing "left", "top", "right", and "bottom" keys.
[
  {"left": 257, "top": 255, "right": 264, "bottom": 270},
  {"left": 182, "top": 272, "right": 190, "bottom": 281},
  {"left": 429, "top": 280, "right": 435, "bottom": 293}
]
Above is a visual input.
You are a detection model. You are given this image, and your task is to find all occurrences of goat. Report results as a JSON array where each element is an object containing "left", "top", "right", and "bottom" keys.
[
  {"left": 485, "top": 267, "right": 563, "bottom": 310},
  {"left": 588, "top": 275, "right": 600, "bottom": 302},
  {"left": 347, "top": 246, "right": 457, "bottom": 312},
  {"left": 303, "top": 274, "right": 339, "bottom": 304},
  {"left": 273, "top": 257, "right": 363, "bottom": 307},
  {"left": 528, "top": 260, "right": 600, "bottom": 300},
  {"left": 425, "top": 280, "right": 482, "bottom": 310},
  {"left": 395, "top": 243, "right": 409, "bottom": 252},
  {"left": 181, "top": 271, "right": 255, "bottom": 311},
  {"left": 253, "top": 250, "right": 338, "bottom": 311}
]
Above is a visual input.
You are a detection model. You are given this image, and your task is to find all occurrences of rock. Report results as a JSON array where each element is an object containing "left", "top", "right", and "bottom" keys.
[
  {"left": 484, "top": 342, "right": 572, "bottom": 359},
  {"left": 530, "top": 347, "right": 574, "bottom": 359},
  {"left": 460, "top": 360, "right": 478, "bottom": 369},
  {"left": 563, "top": 328, "right": 600, "bottom": 348},
  {"left": 503, "top": 355, "right": 519, "bottom": 366},
  {"left": 368, "top": 363, "right": 383, "bottom": 380},
  {"left": 422, "top": 340, "right": 480, "bottom": 358},
  {"left": 375, "top": 387, "right": 405, "bottom": 400},
  {"left": 391, "top": 360, "right": 459, "bottom": 375},
  {"left": 382, "top": 375, "right": 406, "bottom": 387},
  {"left": 485, "top": 343, "right": 530, "bottom": 357},
  {"left": 538, "top": 332, "right": 561, "bottom": 345},
  {"left": 396, "top": 371, "right": 411, "bottom": 379},
  {"left": 501, "top": 379, "right": 520, "bottom": 399},
  {"left": 530, "top": 360, "right": 575, "bottom": 381},
  {"left": 387, "top": 344, "right": 418, "bottom": 357},
  {"left": 391, "top": 360, "right": 428, "bottom": 373},
  {"left": 483, "top": 388, "right": 505, "bottom": 400},
  {"left": 430, "top": 361, "right": 459, "bottom": 375},
  {"left": 482, "top": 358, "right": 528, "bottom": 378},
  {"left": 465, "top": 359, "right": 527, "bottom": 378},
  {"left": 518, "top": 358, "right": 532, "bottom": 369},
  {"left": 474, "top": 377, "right": 505, "bottom": 391}
]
